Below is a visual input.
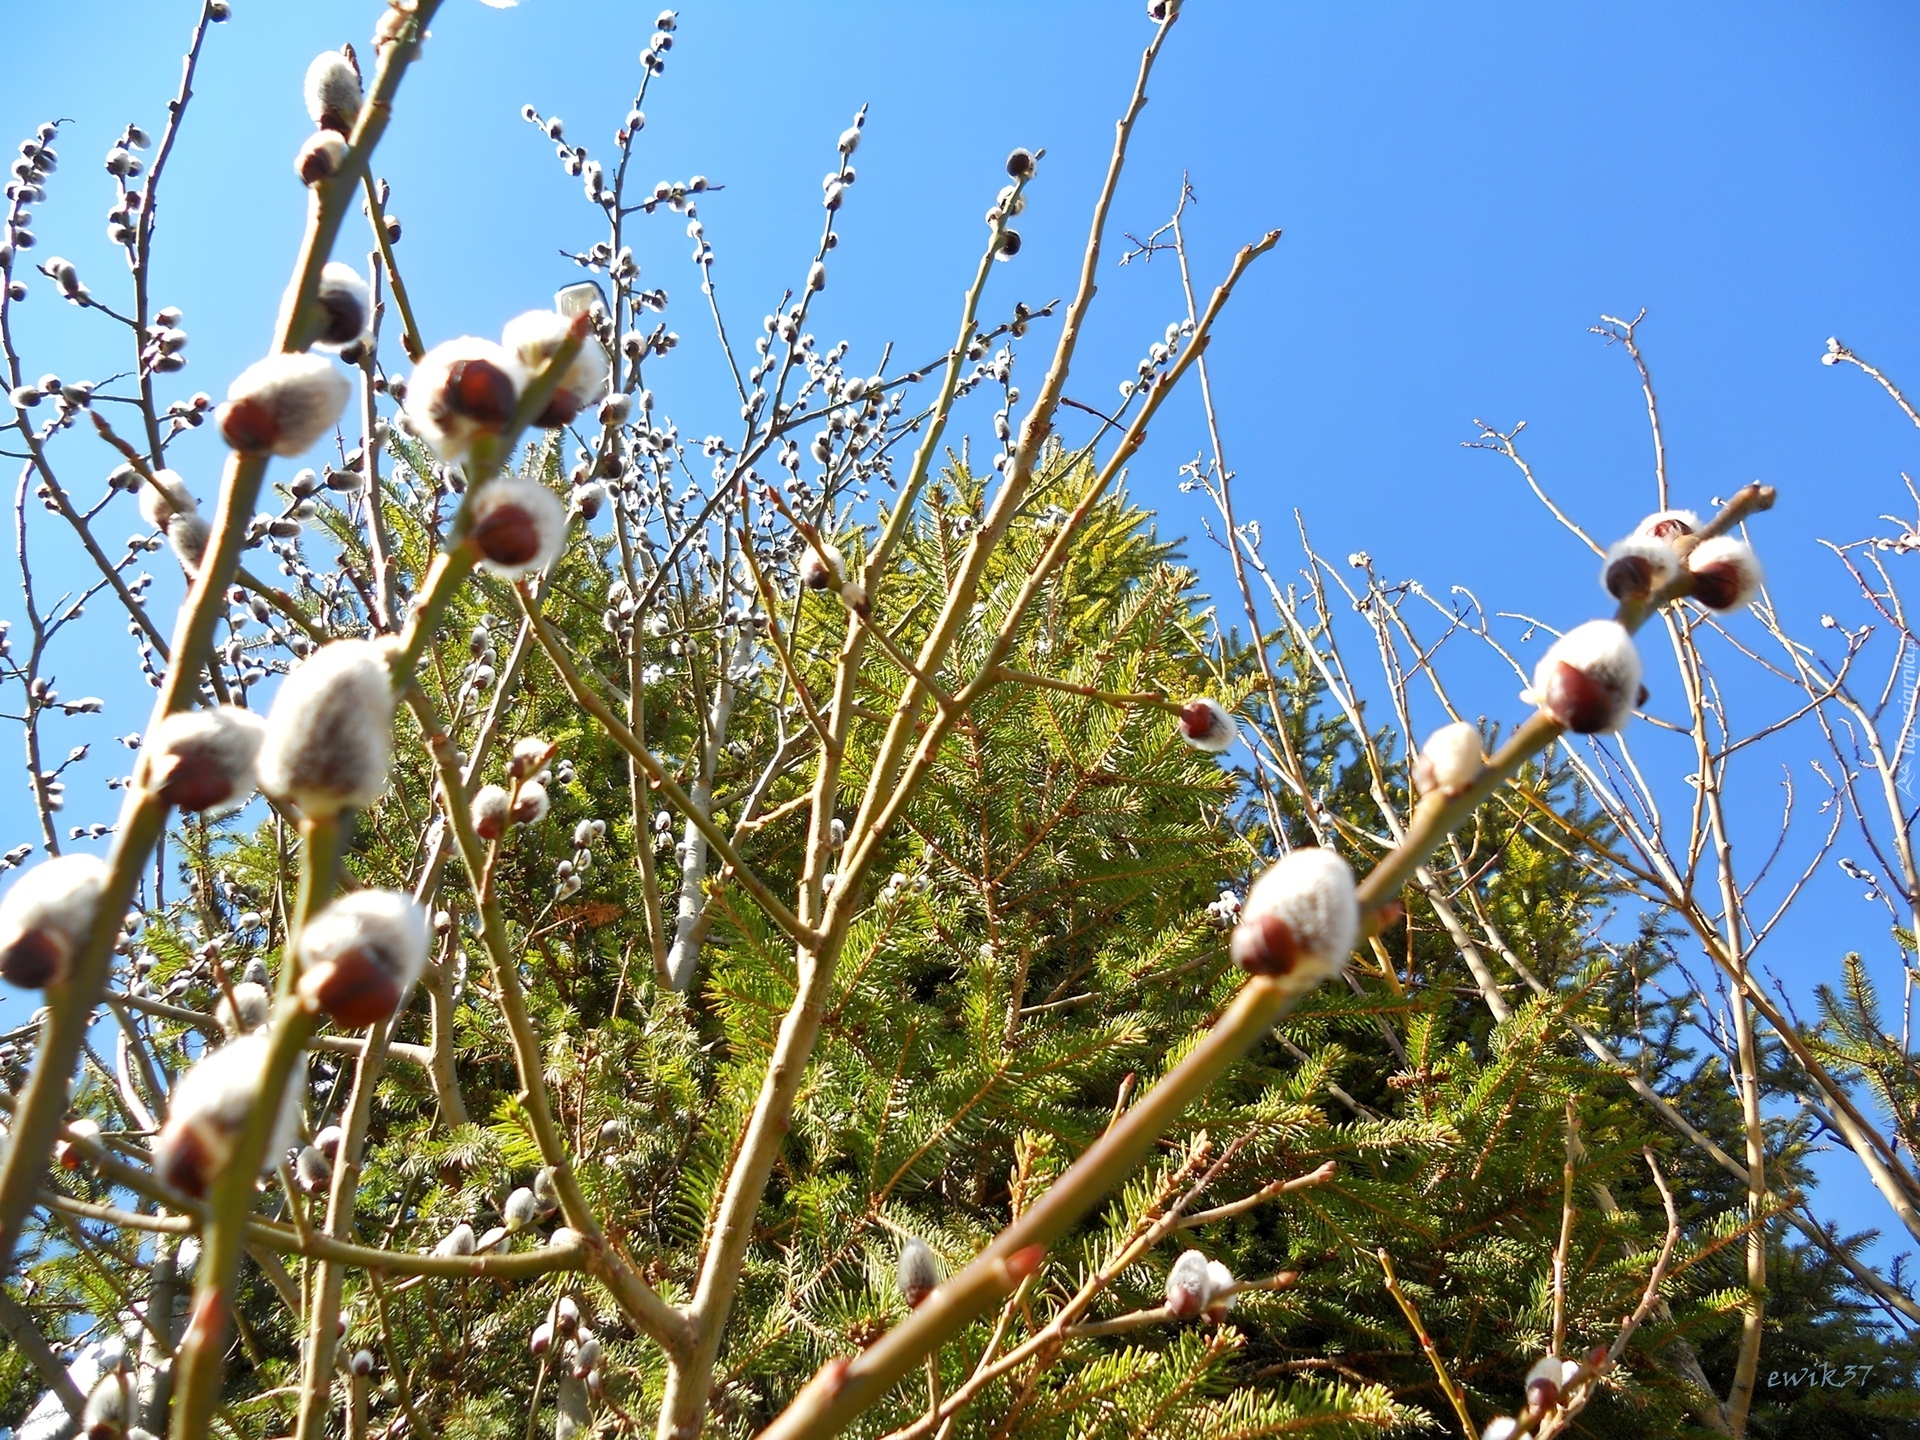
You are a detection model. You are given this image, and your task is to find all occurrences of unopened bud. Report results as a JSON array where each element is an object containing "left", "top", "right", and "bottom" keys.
[
  {"left": 502, "top": 309, "right": 607, "bottom": 428},
  {"left": 802, "top": 540, "right": 842, "bottom": 590},
  {"left": 294, "top": 1143, "right": 332, "bottom": 1192},
  {"left": 434, "top": 1221, "right": 477, "bottom": 1257},
  {"left": 1177, "top": 697, "right": 1236, "bottom": 754},
  {"left": 56, "top": 1116, "right": 101, "bottom": 1171},
  {"left": 1685, "top": 535, "right": 1762, "bottom": 612},
  {"left": 467, "top": 475, "right": 566, "bottom": 578},
  {"left": 295, "top": 130, "right": 349, "bottom": 185},
  {"left": 471, "top": 783, "right": 511, "bottom": 840},
  {"left": 511, "top": 780, "right": 550, "bottom": 826},
  {"left": 1411, "top": 720, "right": 1483, "bottom": 797},
  {"left": 504, "top": 1185, "right": 538, "bottom": 1230},
  {"left": 214, "top": 980, "right": 271, "bottom": 1036},
  {"left": 83, "top": 1370, "right": 136, "bottom": 1440},
  {"left": 1634, "top": 509, "right": 1698, "bottom": 542},
  {"left": 138, "top": 468, "right": 196, "bottom": 532},
  {"left": 350, "top": 1348, "right": 375, "bottom": 1378},
  {"left": 1164, "top": 1249, "right": 1213, "bottom": 1319},
  {"left": 405, "top": 338, "right": 526, "bottom": 462},
  {"left": 314, "top": 262, "right": 370, "bottom": 350},
  {"left": 304, "top": 51, "right": 363, "bottom": 135},
  {"left": 895, "top": 1236, "right": 940, "bottom": 1309},
  {"left": 1600, "top": 534, "right": 1679, "bottom": 600}
]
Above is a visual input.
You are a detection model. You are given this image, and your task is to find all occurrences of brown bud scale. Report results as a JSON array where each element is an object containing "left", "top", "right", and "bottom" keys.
[
  {"left": 1230, "top": 909, "right": 1299, "bottom": 977},
  {"left": 473, "top": 503, "right": 542, "bottom": 567}
]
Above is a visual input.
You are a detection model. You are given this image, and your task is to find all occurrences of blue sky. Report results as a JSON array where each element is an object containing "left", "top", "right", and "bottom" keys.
[{"left": 3, "top": 1, "right": 1918, "bottom": 1255}]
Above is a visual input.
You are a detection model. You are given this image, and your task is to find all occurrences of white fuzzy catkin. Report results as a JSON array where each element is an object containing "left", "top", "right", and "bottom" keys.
[
  {"left": 1686, "top": 534, "right": 1763, "bottom": 612},
  {"left": 895, "top": 1236, "right": 940, "bottom": 1308},
  {"left": 1165, "top": 1248, "right": 1214, "bottom": 1319},
  {"left": 406, "top": 337, "right": 527, "bottom": 461},
  {"left": 1524, "top": 620, "right": 1643, "bottom": 735},
  {"left": 313, "top": 262, "right": 370, "bottom": 350},
  {"left": 801, "top": 540, "right": 843, "bottom": 590},
  {"left": 83, "top": 1370, "right": 136, "bottom": 1440},
  {"left": 504, "top": 1185, "right": 539, "bottom": 1229},
  {"left": 303, "top": 50, "right": 362, "bottom": 133},
  {"left": 467, "top": 475, "right": 567, "bottom": 578},
  {"left": 154, "top": 1030, "right": 305, "bottom": 1198},
  {"left": 0, "top": 852, "right": 110, "bottom": 988},
  {"left": 434, "top": 1222, "right": 477, "bottom": 1257},
  {"left": 257, "top": 639, "right": 395, "bottom": 816},
  {"left": 137, "top": 705, "right": 267, "bottom": 816},
  {"left": 502, "top": 308, "right": 608, "bottom": 427},
  {"left": 1599, "top": 534, "right": 1680, "bottom": 600},
  {"left": 293, "top": 889, "right": 432, "bottom": 1028},
  {"left": 1634, "top": 509, "right": 1699, "bottom": 541},
  {"left": 217, "top": 353, "right": 351, "bottom": 457},
  {"left": 296, "top": 130, "right": 348, "bottom": 184},
  {"left": 214, "top": 980, "right": 271, "bottom": 1036},
  {"left": 168, "top": 511, "right": 211, "bottom": 575},
  {"left": 1177, "top": 697, "right": 1238, "bottom": 754},
  {"left": 511, "top": 779, "right": 551, "bottom": 826},
  {"left": 138, "top": 468, "right": 195, "bottom": 532},
  {"left": 1203, "top": 1258, "right": 1237, "bottom": 1319},
  {"left": 1230, "top": 847, "right": 1359, "bottom": 983},
  {"left": 1412, "top": 720, "right": 1483, "bottom": 796},
  {"left": 471, "top": 783, "right": 512, "bottom": 840}
]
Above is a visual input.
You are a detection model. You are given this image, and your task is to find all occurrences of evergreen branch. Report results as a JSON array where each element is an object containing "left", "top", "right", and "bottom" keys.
[
  {"left": 1504, "top": 1149, "right": 1682, "bottom": 1440},
  {"left": 988, "top": 664, "right": 1186, "bottom": 716}
]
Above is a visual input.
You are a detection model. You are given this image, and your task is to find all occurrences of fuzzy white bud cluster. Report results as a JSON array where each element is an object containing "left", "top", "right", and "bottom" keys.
[
  {"left": 1411, "top": 720, "right": 1484, "bottom": 797},
  {"left": 1686, "top": 535, "right": 1763, "bottom": 612},
  {"left": 215, "top": 980, "right": 271, "bottom": 1036},
  {"left": 801, "top": 539, "right": 843, "bottom": 591},
  {"left": 303, "top": 50, "right": 362, "bottom": 134},
  {"left": 1229, "top": 848, "right": 1359, "bottom": 983},
  {"left": 467, "top": 474, "right": 567, "bottom": 578},
  {"left": 1599, "top": 534, "right": 1679, "bottom": 600},
  {"left": 503, "top": 308, "right": 609, "bottom": 428},
  {"left": 1164, "top": 1248, "right": 1215, "bottom": 1318},
  {"left": 314, "top": 262, "right": 370, "bottom": 351},
  {"left": 895, "top": 1236, "right": 940, "bottom": 1309}
]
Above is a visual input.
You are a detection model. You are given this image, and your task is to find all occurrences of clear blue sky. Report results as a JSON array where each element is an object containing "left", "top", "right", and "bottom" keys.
[{"left": 3, "top": 1, "right": 1918, "bottom": 1253}]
